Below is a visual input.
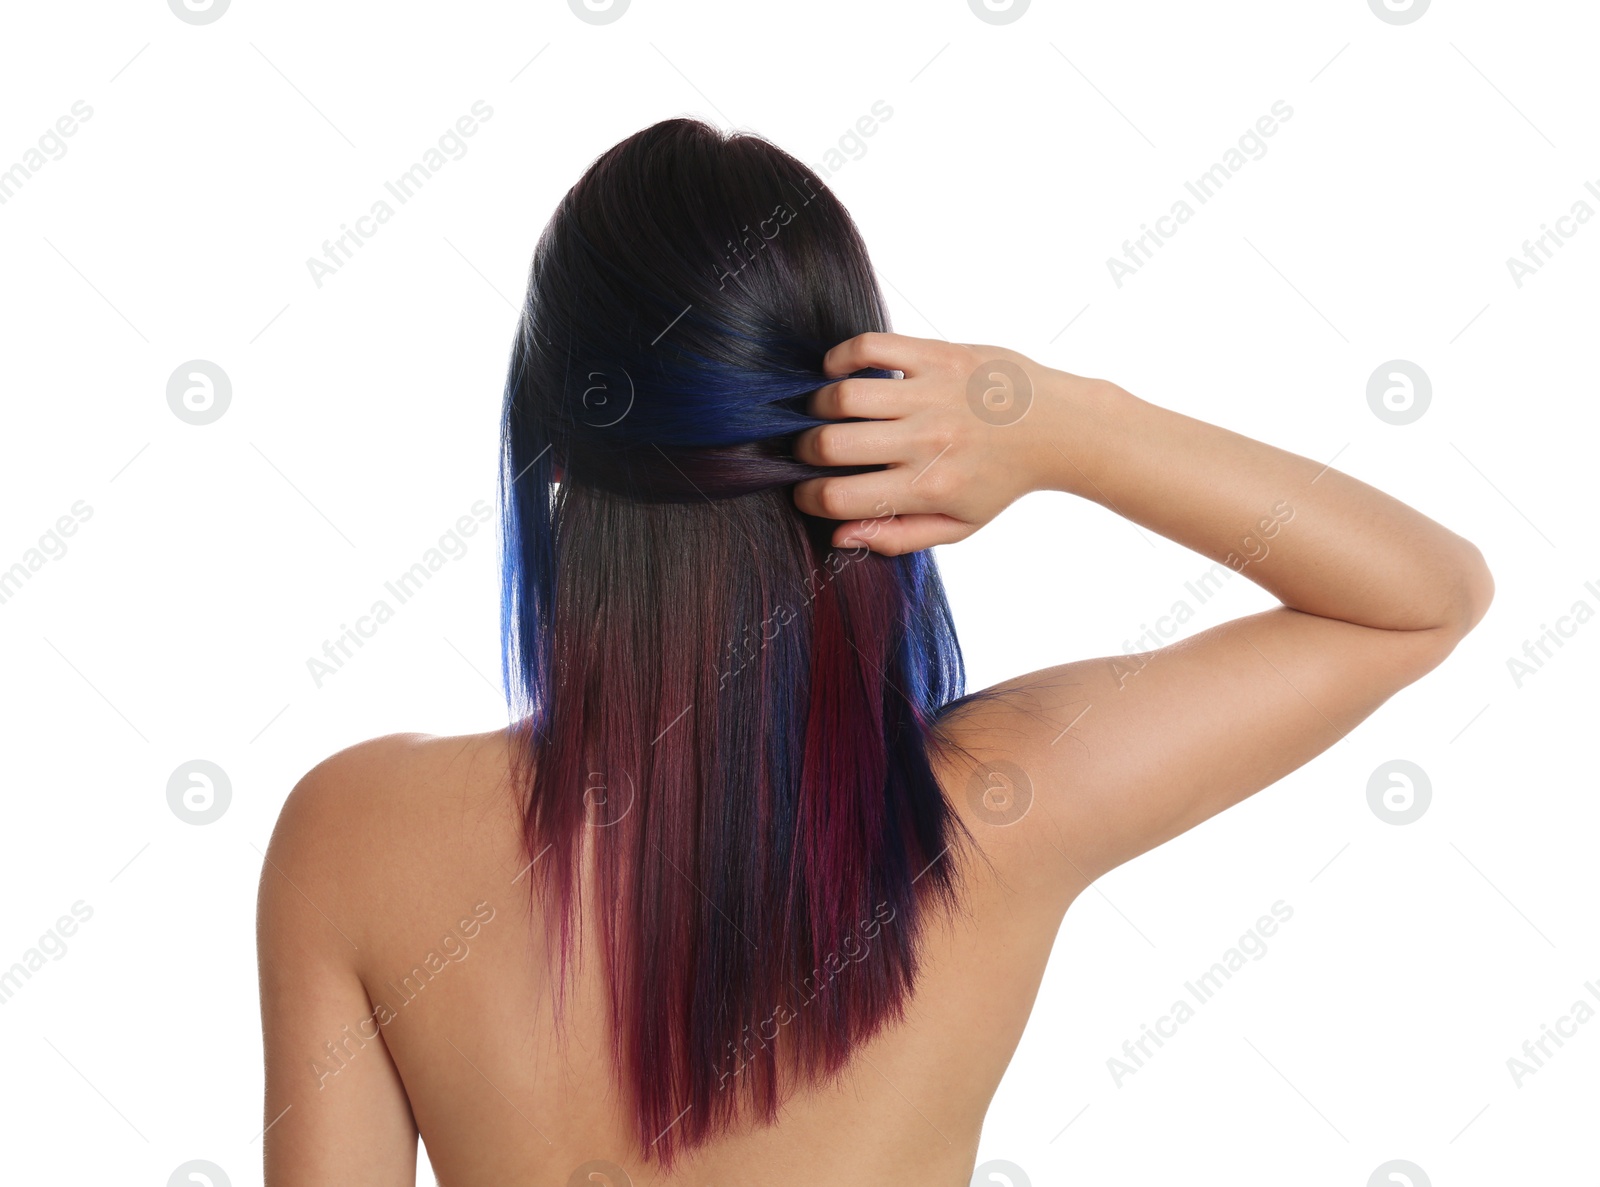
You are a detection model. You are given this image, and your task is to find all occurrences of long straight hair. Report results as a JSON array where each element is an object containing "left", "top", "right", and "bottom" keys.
[{"left": 499, "top": 117, "right": 986, "bottom": 1168}]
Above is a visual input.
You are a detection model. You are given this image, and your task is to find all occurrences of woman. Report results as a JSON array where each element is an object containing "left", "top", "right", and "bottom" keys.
[{"left": 257, "top": 118, "right": 1493, "bottom": 1185}]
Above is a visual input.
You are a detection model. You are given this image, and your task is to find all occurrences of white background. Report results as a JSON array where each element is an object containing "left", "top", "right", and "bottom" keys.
[{"left": 1, "top": 1, "right": 1595, "bottom": 1183}]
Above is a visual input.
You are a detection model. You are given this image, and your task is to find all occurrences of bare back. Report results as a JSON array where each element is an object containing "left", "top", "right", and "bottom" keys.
[
  {"left": 307, "top": 725, "right": 1068, "bottom": 1185},
  {"left": 260, "top": 609, "right": 1482, "bottom": 1186}
]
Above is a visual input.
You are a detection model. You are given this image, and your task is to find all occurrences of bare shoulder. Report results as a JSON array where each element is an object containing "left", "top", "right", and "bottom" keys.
[
  {"left": 260, "top": 729, "right": 523, "bottom": 948},
  {"left": 267, "top": 731, "right": 513, "bottom": 862},
  {"left": 256, "top": 730, "right": 521, "bottom": 1180},
  {"left": 274, "top": 730, "right": 515, "bottom": 825}
]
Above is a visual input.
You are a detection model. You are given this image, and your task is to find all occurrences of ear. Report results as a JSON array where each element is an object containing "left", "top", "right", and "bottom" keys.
[{"left": 552, "top": 460, "right": 565, "bottom": 483}]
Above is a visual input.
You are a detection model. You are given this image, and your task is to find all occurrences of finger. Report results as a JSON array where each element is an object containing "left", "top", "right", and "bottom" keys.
[
  {"left": 792, "top": 470, "right": 937, "bottom": 521},
  {"left": 793, "top": 419, "right": 907, "bottom": 467},
  {"left": 837, "top": 513, "right": 973, "bottom": 557},
  {"left": 822, "top": 331, "right": 943, "bottom": 380},
  {"left": 807, "top": 375, "right": 916, "bottom": 422}
]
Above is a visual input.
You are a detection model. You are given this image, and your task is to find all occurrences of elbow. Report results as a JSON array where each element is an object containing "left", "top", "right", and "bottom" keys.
[
  {"left": 1445, "top": 541, "right": 1495, "bottom": 638},
  {"left": 1390, "top": 545, "right": 1492, "bottom": 683}
]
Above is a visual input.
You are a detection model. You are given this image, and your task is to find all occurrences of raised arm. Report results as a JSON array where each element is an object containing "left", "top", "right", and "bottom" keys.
[{"left": 792, "top": 332, "right": 1493, "bottom": 898}]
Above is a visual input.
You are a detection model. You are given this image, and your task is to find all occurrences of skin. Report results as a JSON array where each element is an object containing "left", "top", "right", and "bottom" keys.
[{"left": 258, "top": 331, "right": 1493, "bottom": 1184}]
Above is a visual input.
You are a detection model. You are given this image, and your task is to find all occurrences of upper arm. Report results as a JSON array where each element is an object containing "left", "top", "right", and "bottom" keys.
[
  {"left": 939, "top": 606, "right": 1472, "bottom": 896},
  {"left": 257, "top": 744, "right": 419, "bottom": 1185}
]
